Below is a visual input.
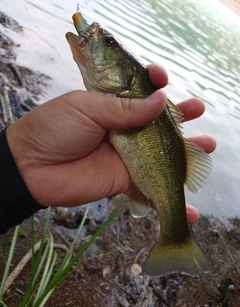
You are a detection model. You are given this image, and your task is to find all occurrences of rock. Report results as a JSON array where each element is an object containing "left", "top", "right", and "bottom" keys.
[
  {"left": 0, "top": 13, "right": 51, "bottom": 128},
  {"left": 51, "top": 207, "right": 90, "bottom": 229}
]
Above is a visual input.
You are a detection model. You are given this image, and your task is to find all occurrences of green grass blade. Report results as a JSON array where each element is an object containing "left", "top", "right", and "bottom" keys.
[
  {"left": 0, "top": 298, "right": 8, "bottom": 307},
  {"left": 18, "top": 227, "right": 27, "bottom": 238},
  {"left": 70, "top": 204, "right": 90, "bottom": 249},
  {"left": 31, "top": 208, "right": 50, "bottom": 285},
  {"left": 20, "top": 208, "right": 50, "bottom": 306},
  {"left": 33, "top": 234, "right": 55, "bottom": 301},
  {"left": 32, "top": 239, "right": 51, "bottom": 286},
  {"left": 0, "top": 226, "right": 19, "bottom": 299},
  {"left": 20, "top": 240, "right": 51, "bottom": 307},
  {"left": 56, "top": 204, "right": 90, "bottom": 274},
  {"left": 36, "top": 253, "right": 57, "bottom": 307},
  {"left": 33, "top": 198, "right": 125, "bottom": 307}
]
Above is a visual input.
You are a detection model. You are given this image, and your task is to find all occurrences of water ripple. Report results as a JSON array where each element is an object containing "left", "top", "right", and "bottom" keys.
[{"left": 80, "top": 0, "right": 240, "bottom": 217}]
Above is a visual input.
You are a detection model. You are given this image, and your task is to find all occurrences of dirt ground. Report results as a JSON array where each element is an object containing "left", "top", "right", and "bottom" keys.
[
  {"left": 1, "top": 11, "right": 240, "bottom": 307},
  {"left": 1, "top": 201, "right": 240, "bottom": 307}
]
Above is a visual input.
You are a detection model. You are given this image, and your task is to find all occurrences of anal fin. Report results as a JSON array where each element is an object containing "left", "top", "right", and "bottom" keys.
[{"left": 130, "top": 183, "right": 150, "bottom": 218}]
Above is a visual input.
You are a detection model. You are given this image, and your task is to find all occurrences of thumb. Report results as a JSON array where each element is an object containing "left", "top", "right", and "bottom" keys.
[{"left": 70, "top": 90, "right": 167, "bottom": 130}]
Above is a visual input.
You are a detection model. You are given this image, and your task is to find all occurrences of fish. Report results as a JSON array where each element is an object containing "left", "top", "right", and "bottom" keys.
[{"left": 65, "top": 11, "right": 212, "bottom": 277}]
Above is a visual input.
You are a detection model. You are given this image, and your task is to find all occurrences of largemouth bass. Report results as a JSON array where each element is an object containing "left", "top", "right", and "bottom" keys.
[{"left": 66, "top": 11, "right": 212, "bottom": 277}]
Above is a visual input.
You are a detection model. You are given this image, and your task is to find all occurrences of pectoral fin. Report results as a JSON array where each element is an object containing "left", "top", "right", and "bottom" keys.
[
  {"left": 184, "top": 138, "right": 212, "bottom": 193},
  {"left": 129, "top": 184, "right": 150, "bottom": 218}
]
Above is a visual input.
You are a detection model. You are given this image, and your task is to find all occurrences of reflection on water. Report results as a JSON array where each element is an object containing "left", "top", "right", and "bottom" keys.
[
  {"left": 79, "top": 0, "right": 240, "bottom": 218},
  {"left": 1, "top": 0, "right": 240, "bottom": 217}
]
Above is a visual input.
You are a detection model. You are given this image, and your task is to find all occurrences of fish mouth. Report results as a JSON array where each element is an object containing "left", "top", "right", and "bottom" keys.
[
  {"left": 66, "top": 19, "right": 100, "bottom": 66},
  {"left": 65, "top": 32, "right": 87, "bottom": 65}
]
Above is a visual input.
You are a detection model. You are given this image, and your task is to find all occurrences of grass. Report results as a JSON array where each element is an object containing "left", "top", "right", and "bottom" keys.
[
  {"left": 0, "top": 197, "right": 126, "bottom": 306},
  {"left": 0, "top": 226, "right": 19, "bottom": 306}
]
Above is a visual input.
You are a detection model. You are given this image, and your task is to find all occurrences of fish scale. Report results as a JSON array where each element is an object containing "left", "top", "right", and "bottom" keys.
[{"left": 66, "top": 11, "right": 212, "bottom": 277}]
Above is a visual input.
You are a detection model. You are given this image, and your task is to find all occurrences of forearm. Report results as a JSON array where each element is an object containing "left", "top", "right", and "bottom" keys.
[{"left": 0, "top": 128, "right": 46, "bottom": 234}]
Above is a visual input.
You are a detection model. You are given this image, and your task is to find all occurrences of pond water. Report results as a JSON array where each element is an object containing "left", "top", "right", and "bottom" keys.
[{"left": 1, "top": 0, "right": 240, "bottom": 218}]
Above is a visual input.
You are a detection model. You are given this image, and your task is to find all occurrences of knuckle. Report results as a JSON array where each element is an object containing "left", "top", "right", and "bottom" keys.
[{"left": 119, "top": 97, "right": 133, "bottom": 113}]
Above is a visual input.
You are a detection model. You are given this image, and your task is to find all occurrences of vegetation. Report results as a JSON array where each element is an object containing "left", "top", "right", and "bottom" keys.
[{"left": 0, "top": 198, "right": 125, "bottom": 306}]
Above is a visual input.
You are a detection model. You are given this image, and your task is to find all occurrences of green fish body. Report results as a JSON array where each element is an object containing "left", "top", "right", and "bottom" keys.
[{"left": 66, "top": 12, "right": 212, "bottom": 277}]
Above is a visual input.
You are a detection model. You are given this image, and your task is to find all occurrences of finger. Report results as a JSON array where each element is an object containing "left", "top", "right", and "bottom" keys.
[
  {"left": 188, "top": 135, "right": 217, "bottom": 154},
  {"left": 70, "top": 90, "right": 167, "bottom": 130},
  {"left": 186, "top": 204, "right": 200, "bottom": 224},
  {"left": 176, "top": 98, "right": 205, "bottom": 122},
  {"left": 147, "top": 63, "right": 168, "bottom": 88}
]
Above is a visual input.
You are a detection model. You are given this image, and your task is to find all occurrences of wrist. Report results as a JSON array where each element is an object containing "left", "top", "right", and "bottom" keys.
[
  {"left": 6, "top": 122, "right": 28, "bottom": 180},
  {"left": 6, "top": 122, "right": 44, "bottom": 205},
  {"left": 0, "top": 128, "right": 46, "bottom": 233}
]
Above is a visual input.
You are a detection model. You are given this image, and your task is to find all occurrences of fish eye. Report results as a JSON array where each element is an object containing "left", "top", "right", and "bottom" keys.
[{"left": 106, "top": 36, "right": 114, "bottom": 44}]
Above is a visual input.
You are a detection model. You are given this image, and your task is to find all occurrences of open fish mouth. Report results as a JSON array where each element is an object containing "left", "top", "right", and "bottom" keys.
[
  {"left": 66, "top": 13, "right": 101, "bottom": 66},
  {"left": 65, "top": 32, "right": 87, "bottom": 65}
]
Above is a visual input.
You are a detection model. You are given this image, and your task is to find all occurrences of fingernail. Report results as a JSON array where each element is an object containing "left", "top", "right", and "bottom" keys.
[{"left": 146, "top": 90, "right": 167, "bottom": 104}]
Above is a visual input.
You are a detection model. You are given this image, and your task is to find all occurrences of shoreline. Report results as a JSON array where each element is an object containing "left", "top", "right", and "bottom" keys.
[{"left": 220, "top": 0, "right": 240, "bottom": 15}]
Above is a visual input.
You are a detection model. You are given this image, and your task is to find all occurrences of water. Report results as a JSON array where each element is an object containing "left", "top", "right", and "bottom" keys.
[{"left": 1, "top": 0, "right": 240, "bottom": 217}]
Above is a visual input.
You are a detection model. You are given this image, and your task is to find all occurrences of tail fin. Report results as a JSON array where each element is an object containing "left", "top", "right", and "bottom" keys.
[{"left": 142, "top": 230, "right": 210, "bottom": 277}]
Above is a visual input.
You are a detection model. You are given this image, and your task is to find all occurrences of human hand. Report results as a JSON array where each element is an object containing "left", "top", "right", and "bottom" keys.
[{"left": 6, "top": 63, "right": 216, "bottom": 224}]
